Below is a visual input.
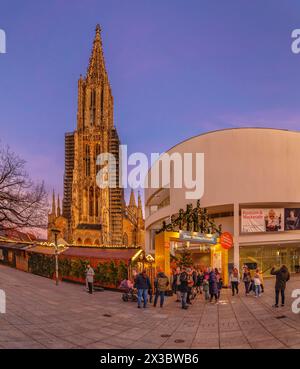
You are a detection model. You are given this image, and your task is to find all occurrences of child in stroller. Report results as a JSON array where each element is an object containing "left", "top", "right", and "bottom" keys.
[{"left": 120, "top": 279, "right": 138, "bottom": 302}]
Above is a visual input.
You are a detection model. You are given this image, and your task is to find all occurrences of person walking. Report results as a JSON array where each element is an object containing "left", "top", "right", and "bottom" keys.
[
  {"left": 209, "top": 268, "right": 219, "bottom": 303},
  {"left": 257, "top": 268, "right": 264, "bottom": 293},
  {"left": 172, "top": 267, "right": 182, "bottom": 302},
  {"left": 203, "top": 278, "right": 210, "bottom": 300},
  {"left": 135, "top": 269, "right": 151, "bottom": 309},
  {"left": 86, "top": 264, "right": 95, "bottom": 294},
  {"left": 253, "top": 269, "right": 262, "bottom": 297},
  {"left": 242, "top": 266, "right": 251, "bottom": 295},
  {"left": 271, "top": 265, "right": 290, "bottom": 308},
  {"left": 154, "top": 271, "right": 169, "bottom": 308},
  {"left": 230, "top": 267, "right": 240, "bottom": 296},
  {"left": 179, "top": 267, "right": 189, "bottom": 309},
  {"left": 215, "top": 268, "right": 223, "bottom": 299},
  {"left": 186, "top": 268, "right": 195, "bottom": 304},
  {"left": 196, "top": 270, "right": 204, "bottom": 294}
]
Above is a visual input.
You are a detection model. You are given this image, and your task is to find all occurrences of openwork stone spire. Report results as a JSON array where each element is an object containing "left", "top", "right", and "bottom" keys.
[
  {"left": 129, "top": 189, "right": 137, "bottom": 208},
  {"left": 86, "top": 24, "right": 107, "bottom": 83}
]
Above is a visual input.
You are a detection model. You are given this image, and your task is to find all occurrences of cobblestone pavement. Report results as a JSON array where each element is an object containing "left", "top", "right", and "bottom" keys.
[{"left": 0, "top": 265, "right": 300, "bottom": 349}]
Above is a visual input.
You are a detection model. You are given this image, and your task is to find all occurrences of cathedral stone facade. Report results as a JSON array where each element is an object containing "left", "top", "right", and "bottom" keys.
[{"left": 48, "top": 25, "right": 144, "bottom": 247}]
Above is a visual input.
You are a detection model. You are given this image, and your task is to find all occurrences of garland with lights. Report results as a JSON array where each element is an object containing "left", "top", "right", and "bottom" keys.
[{"left": 156, "top": 200, "right": 222, "bottom": 235}]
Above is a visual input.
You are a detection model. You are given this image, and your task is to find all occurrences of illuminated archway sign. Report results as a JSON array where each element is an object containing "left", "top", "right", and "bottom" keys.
[
  {"left": 220, "top": 232, "right": 233, "bottom": 250},
  {"left": 178, "top": 230, "right": 218, "bottom": 245}
]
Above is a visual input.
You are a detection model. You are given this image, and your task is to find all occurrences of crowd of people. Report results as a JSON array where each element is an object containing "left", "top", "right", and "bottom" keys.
[
  {"left": 230, "top": 264, "right": 290, "bottom": 307},
  {"left": 85, "top": 262, "right": 291, "bottom": 310},
  {"left": 121, "top": 266, "right": 224, "bottom": 310},
  {"left": 172, "top": 266, "right": 223, "bottom": 309}
]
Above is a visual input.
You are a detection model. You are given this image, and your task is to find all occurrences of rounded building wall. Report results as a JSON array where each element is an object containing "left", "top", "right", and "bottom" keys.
[{"left": 145, "top": 128, "right": 300, "bottom": 270}]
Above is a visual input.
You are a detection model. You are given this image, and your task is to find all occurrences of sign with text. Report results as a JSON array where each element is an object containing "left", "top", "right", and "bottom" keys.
[
  {"left": 241, "top": 208, "right": 284, "bottom": 233},
  {"left": 220, "top": 232, "right": 233, "bottom": 249},
  {"left": 179, "top": 231, "right": 217, "bottom": 244}
]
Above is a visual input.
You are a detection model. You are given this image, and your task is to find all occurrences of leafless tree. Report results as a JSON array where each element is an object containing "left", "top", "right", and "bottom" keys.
[{"left": 0, "top": 143, "right": 48, "bottom": 230}]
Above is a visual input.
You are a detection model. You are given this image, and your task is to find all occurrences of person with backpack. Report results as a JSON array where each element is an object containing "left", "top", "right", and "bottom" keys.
[
  {"left": 271, "top": 265, "right": 290, "bottom": 308},
  {"left": 153, "top": 270, "right": 169, "bottom": 308},
  {"left": 172, "top": 267, "right": 182, "bottom": 302},
  {"left": 179, "top": 267, "right": 189, "bottom": 309}
]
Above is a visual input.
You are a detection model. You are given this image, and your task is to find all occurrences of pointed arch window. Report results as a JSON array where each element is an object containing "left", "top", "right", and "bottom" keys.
[
  {"left": 90, "top": 89, "right": 96, "bottom": 125},
  {"left": 85, "top": 145, "right": 90, "bottom": 177},
  {"left": 89, "top": 186, "right": 94, "bottom": 216},
  {"left": 100, "top": 87, "right": 104, "bottom": 120},
  {"left": 95, "top": 188, "right": 100, "bottom": 217},
  {"left": 95, "top": 144, "right": 101, "bottom": 175}
]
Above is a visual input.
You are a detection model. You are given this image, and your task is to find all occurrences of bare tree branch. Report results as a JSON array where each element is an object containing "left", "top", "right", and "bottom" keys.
[{"left": 0, "top": 143, "right": 48, "bottom": 230}]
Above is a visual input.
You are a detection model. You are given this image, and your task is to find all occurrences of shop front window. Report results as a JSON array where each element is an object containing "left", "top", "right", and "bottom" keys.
[{"left": 240, "top": 244, "right": 300, "bottom": 276}]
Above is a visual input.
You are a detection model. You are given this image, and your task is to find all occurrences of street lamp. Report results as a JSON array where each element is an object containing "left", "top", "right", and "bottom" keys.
[{"left": 51, "top": 228, "right": 60, "bottom": 286}]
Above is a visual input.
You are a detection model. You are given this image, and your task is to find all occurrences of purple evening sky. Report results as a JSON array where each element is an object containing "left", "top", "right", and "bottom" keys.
[{"left": 1, "top": 0, "right": 300, "bottom": 205}]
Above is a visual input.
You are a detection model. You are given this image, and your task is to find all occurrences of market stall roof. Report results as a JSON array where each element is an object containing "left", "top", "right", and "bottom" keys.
[
  {"left": 0, "top": 242, "right": 33, "bottom": 250},
  {"left": 26, "top": 245, "right": 66, "bottom": 255},
  {"left": 62, "top": 247, "right": 141, "bottom": 260}
]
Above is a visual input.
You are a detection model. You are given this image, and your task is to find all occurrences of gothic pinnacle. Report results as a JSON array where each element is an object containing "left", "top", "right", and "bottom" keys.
[{"left": 52, "top": 189, "right": 56, "bottom": 216}]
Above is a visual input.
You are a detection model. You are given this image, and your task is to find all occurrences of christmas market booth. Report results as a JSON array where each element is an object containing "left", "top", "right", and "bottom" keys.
[{"left": 154, "top": 201, "right": 233, "bottom": 286}]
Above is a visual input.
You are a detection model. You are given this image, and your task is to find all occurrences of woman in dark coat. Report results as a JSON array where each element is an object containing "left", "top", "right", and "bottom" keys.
[
  {"left": 271, "top": 265, "right": 290, "bottom": 307},
  {"left": 209, "top": 268, "right": 219, "bottom": 302}
]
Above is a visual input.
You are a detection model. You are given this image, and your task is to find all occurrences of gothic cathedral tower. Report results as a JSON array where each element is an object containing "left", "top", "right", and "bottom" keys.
[
  {"left": 67, "top": 25, "right": 123, "bottom": 245},
  {"left": 48, "top": 25, "right": 144, "bottom": 248}
]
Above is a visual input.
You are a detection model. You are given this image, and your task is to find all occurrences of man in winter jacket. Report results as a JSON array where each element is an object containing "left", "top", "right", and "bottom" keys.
[
  {"left": 172, "top": 267, "right": 182, "bottom": 302},
  {"left": 154, "top": 271, "right": 169, "bottom": 308},
  {"left": 271, "top": 265, "right": 290, "bottom": 307},
  {"left": 179, "top": 267, "right": 189, "bottom": 309},
  {"left": 135, "top": 270, "right": 151, "bottom": 309}
]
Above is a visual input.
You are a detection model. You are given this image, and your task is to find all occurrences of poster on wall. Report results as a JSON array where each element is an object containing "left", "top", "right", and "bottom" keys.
[
  {"left": 284, "top": 208, "right": 300, "bottom": 230},
  {"left": 241, "top": 208, "right": 284, "bottom": 233}
]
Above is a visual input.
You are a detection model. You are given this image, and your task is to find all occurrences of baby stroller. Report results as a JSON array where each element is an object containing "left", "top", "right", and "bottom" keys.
[
  {"left": 122, "top": 288, "right": 138, "bottom": 302},
  {"left": 119, "top": 279, "right": 138, "bottom": 302}
]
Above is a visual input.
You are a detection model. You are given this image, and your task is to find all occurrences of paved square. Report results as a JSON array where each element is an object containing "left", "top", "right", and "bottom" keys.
[{"left": 0, "top": 265, "right": 299, "bottom": 349}]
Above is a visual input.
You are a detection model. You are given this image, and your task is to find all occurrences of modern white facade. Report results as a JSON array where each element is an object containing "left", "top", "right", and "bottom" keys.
[{"left": 145, "top": 128, "right": 300, "bottom": 275}]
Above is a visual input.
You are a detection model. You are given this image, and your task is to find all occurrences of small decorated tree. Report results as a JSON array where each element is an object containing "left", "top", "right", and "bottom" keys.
[{"left": 178, "top": 245, "right": 193, "bottom": 267}]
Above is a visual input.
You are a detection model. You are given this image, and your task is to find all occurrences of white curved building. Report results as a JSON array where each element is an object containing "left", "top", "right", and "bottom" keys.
[{"left": 145, "top": 128, "right": 300, "bottom": 275}]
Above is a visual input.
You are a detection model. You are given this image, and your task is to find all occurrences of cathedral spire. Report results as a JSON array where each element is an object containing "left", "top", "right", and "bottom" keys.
[
  {"left": 57, "top": 194, "right": 61, "bottom": 217},
  {"left": 86, "top": 24, "right": 107, "bottom": 82},
  {"left": 129, "top": 189, "right": 137, "bottom": 208},
  {"left": 51, "top": 190, "right": 56, "bottom": 216},
  {"left": 137, "top": 191, "right": 143, "bottom": 219},
  {"left": 137, "top": 191, "right": 142, "bottom": 208}
]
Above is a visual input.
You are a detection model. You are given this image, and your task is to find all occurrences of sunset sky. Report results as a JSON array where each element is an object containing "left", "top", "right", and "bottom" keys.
[{"left": 1, "top": 0, "right": 300, "bottom": 204}]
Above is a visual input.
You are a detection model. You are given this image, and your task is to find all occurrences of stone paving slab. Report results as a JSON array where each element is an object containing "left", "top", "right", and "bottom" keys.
[{"left": 0, "top": 264, "right": 300, "bottom": 349}]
